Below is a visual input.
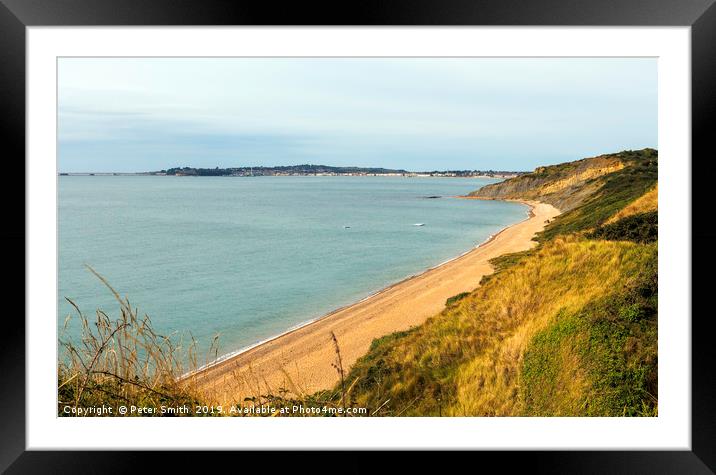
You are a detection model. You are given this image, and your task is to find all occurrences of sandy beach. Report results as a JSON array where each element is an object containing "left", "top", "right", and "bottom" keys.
[{"left": 186, "top": 199, "right": 561, "bottom": 404}]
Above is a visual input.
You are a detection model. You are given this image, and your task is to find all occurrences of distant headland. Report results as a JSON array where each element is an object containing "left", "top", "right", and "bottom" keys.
[{"left": 59, "top": 164, "right": 525, "bottom": 178}]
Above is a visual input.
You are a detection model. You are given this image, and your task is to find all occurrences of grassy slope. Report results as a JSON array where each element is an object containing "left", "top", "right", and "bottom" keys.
[
  {"left": 606, "top": 184, "right": 658, "bottom": 224},
  {"left": 343, "top": 238, "right": 656, "bottom": 416},
  {"left": 333, "top": 149, "right": 659, "bottom": 416},
  {"left": 520, "top": 257, "right": 657, "bottom": 416}
]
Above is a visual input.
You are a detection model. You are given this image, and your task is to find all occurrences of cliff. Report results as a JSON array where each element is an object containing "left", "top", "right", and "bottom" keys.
[{"left": 468, "top": 149, "right": 657, "bottom": 213}]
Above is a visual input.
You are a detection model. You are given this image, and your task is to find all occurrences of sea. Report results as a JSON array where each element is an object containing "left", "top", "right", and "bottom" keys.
[{"left": 58, "top": 176, "right": 528, "bottom": 364}]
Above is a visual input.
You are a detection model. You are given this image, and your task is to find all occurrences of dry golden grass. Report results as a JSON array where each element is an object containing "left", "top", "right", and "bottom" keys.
[
  {"left": 605, "top": 184, "right": 658, "bottom": 224},
  {"left": 344, "top": 236, "right": 656, "bottom": 416},
  {"left": 449, "top": 238, "right": 652, "bottom": 415},
  {"left": 58, "top": 266, "right": 213, "bottom": 415}
]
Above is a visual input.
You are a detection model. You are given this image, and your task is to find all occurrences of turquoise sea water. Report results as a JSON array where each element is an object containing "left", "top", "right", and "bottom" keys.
[{"left": 58, "top": 176, "right": 527, "bottom": 362}]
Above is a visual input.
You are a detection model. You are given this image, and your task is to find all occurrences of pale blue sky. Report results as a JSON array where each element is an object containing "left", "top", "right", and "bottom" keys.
[{"left": 58, "top": 58, "right": 657, "bottom": 172}]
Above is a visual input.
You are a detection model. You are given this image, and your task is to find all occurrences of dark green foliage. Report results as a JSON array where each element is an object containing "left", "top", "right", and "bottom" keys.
[
  {"left": 588, "top": 211, "right": 658, "bottom": 243},
  {"left": 446, "top": 292, "right": 470, "bottom": 307}
]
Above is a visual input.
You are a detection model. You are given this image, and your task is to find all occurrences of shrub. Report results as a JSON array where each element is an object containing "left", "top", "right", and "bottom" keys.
[{"left": 587, "top": 211, "right": 657, "bottom": 243}]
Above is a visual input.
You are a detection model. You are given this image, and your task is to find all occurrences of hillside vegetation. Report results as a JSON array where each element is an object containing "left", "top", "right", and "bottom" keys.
[
  {"left": 330, "top": 148, "right": 658, "bottom": 416},
  {"left": 470, "top": 149, "right": 657, "bottom": 242},
  {"left": 605, "top": 184, "right": 658, "bottom": 224},
  {"left": 341, "top": 238, "right": 656, "bottom": 416}
]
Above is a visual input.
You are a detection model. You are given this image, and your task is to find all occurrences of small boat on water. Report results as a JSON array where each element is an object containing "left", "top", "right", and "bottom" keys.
[
  {"left": 343, "top": 225, "right": 351, "bottom": 229},
  {"left": 413, "top": 223, "right": 425, "bottom": 227}
]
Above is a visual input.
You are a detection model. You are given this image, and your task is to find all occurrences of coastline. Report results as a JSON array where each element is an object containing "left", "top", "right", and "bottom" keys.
[
  {"left": 183, "top": 200, "right": 529, "bottom": 378},
  {"left": 186, "top": 199, "right": 561, "bottom": 403}
]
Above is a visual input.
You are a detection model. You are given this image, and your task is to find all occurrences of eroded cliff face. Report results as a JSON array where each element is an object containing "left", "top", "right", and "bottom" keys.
[{"left": 468, "top": 153, "right": 628, "bottom": 212}]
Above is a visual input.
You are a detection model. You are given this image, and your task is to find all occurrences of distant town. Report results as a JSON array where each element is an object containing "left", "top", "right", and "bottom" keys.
[{"left": 59, "top": 164, "right": 526, "bottom": 178}]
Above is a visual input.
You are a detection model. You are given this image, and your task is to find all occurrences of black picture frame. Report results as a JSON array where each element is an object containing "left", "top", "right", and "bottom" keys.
[{"left": 2, "top": 0, "right": 713, "bottom": 472}]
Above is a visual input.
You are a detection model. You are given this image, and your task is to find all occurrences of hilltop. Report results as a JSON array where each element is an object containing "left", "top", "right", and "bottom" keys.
[{"left": 470, "top": 149, "right": 656, "bottom": 209}]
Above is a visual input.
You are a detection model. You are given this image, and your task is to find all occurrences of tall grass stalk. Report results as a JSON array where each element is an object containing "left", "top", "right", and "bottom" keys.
[{"left": 58, "top": 266, "right": 212, "bottom": 416}]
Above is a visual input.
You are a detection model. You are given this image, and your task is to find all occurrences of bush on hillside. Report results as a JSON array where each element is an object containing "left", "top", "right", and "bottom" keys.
[{"left": 587, "top": 211, "right": 657, "bottom": 243}]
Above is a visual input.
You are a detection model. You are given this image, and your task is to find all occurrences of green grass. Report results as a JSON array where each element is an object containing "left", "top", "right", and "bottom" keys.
[{"left": 520, "top": 256, "right": 657, "bottom": 416}]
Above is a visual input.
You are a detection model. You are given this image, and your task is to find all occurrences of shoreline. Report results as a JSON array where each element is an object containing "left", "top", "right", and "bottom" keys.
[
  {"left": 183, "top": 200, "right": 531, "bottom": 379},
  {"left": 186, "top": 199, "right": 561, "bottom": 403}
]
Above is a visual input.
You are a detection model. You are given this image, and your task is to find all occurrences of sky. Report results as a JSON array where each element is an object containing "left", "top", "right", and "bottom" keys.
[{"left": 58, "top": 57, "right": 657, "bottom": 173}]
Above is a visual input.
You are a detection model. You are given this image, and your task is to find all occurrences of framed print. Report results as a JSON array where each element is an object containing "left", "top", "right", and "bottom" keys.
[{"left": 2, "top": 0, "right": 715, "bottom": 471}]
